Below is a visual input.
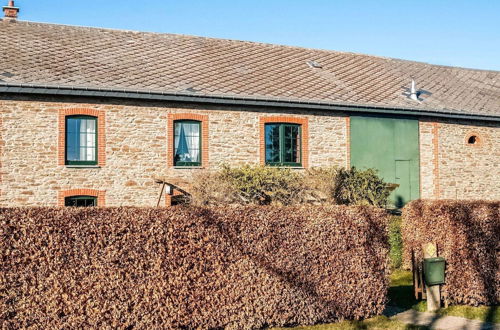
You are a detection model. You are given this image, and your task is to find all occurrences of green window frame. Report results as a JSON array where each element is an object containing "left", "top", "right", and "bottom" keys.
[
  {"left": 64, "top": 195, "right": 97, "bottom": 207},
  {"left": 265, "top": 123, "right": 302, "bottom": 166},
  {"left": 65, "top": 115, "right": 98, "bottom": 165},
  {"left": 173, "top": 120, "right": 202, "bottom": 167}
]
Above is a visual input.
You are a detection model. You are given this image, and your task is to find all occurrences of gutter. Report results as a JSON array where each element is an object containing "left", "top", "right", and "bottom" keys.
[{"left": 0, "top": 83, "right": 499, "bottom": 122}]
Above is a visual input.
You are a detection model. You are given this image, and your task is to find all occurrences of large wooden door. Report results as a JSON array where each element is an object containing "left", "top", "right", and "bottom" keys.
[{"left": 350, "top": 115, "right": 420, "bottom": 208}]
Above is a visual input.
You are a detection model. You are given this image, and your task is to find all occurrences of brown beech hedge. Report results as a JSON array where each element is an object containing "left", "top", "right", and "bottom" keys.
[
  {"left": 1, "top": 206, "right": 389, "bottom": 329},
  {"left": 403, "top": 200, "right": 500, "bottom": 306}
]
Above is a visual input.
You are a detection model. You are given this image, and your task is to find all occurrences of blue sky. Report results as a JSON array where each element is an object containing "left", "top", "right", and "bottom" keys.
[{"left": 15, "top": 0, "right": 500, "bottom": 71}]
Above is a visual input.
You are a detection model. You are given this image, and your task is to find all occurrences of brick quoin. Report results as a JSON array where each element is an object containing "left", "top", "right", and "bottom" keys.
[
  {"left": 259, "top": 116, "right": 309, "bottom": 168},
  {"left": 58, "top": 189, "right": 106, "bottom": 207},
  {"left": 432, "top": 122, "right": 440, "bottom": 198},
  {"left": 345, "top": 116, "right": 350, "bottom": 169},
  {"left": 167, "top": 113, "right": 209, "bottom": 168},
  {"left": 165, "top": 189, "right": 184, "bottom": 207},
  {"left": 58, "top": 108, "right": 106, "bottom": 166}
]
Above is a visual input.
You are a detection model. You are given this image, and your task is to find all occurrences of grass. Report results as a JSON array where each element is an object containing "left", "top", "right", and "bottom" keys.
[
  {"left": 388, "top": 216, "right": 403, "bottom": 269},
  {"left": 388, "top": 269, "right": 418, "bottom": 310},
  {"left": 272, "top": 316, "right": 426, "bottom": 330},
  {"left": 435, "top": 305, "right": 499, "bottom": 324}
]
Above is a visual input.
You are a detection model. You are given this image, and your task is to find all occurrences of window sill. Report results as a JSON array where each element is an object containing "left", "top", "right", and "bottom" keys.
[
  {"left": 65, "top": 165, "right": 101, "bottom": 169},
  {"left": 266, "top": 165, "right": 305, "bottom": 169},
  {"left": 173, "top": 166, "right": 205, "bottom": 169}
]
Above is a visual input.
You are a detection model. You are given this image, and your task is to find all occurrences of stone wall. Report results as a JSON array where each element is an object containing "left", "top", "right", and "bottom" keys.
[
  {"left": 419, "top": 118, "right": 500, "bottom": 200},
  {"left": 437, "top": 119, "right": 499, "bottom": 200},
  {"left": 1, "top": 96, "right": 498, "bottom": 207},
  {"left": 0, "top": 96, "right": 349, "bottom": 207},
  {"left": 419, "top": 121, "right": 439, "bottom": 199}
]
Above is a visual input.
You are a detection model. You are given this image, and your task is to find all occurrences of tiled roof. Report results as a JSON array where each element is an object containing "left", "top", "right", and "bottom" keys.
[{"left": 1, "top": 19, "right": 499, "bottom": 118}]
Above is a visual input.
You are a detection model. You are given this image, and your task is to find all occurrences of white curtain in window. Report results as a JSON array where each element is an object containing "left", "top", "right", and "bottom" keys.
[
  {"left": 79, "top": 119, "right": 96, "bottom": 161},
  {"left": 174, "top": 122, "right": 200, "bottom": 162}
]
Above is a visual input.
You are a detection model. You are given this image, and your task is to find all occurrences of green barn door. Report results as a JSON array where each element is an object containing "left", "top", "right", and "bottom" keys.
[
  {"left": 350, "top": 116, "right": 420, "bottom": 208},
  {"left": 395, "top": 160, "right": 411, "bottom": 208}
]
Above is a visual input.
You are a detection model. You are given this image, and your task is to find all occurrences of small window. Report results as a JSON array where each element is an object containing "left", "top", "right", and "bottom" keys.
[
  {"left": 265, "top": 123, "right": 301, "bottom": 166},
  {"left": 65, "top": 195, "right": 97, "bottom": 207},
  {"left": 174, "top": 120, "right": 201, "bottom": 166},
  {"left": 467, "top": 135, "right": 478, "bottom": 145},
  {"left": 66, "top": 116, "right": 97, "bottom": 165}
]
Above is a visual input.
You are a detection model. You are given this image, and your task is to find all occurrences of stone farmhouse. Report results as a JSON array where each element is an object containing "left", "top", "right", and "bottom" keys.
[{"left": 0, "top": 2, "right": 499, "bottom": 207}]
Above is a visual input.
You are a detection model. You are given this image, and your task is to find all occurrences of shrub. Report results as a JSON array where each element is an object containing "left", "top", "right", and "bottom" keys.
[
  {"left": 191, "top": 165, "right": 390, "bottom": 207},
  {"left": 0, "top": 206, "right": 390, "bottom": 329},
  {"left": 191, "top": 164, "right": 306, "bottom": 206},
  {"left": 189, "top": 168, "right": 238, "bottom": 205},
  {"left": 334, "top": 167, "right": 391, "bottom": 207},
  {"left": 402, "top": 200, "right": 500, "bottom": 306},
  {"left": 303, "top": 166, "right": 339, "bottom": 204}
]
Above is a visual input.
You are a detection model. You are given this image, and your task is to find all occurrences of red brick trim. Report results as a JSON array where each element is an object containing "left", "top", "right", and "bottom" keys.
[
  {"left": 345, "top": 116, "right": 351, "bottom": 169},
  {"left": 167, "top": 113, "right": 209, "bottom": 168},
  {"left": 58, "top": 189, "right": 106, "bottom": 207},
  {"left": 259, "top": 116, "right": 309, "bottom": 168},
  {"left": 165, "top": 190, "right": 183, "bottom": 207},
  {"left": 432, "top": 123, "right": 440, "bottom": 198},
  {"left": 58, "top": 108, "right": 106, "bottom": 166},
  {"left": 464, "top": 131, "right": 483, "bottom": 147}
]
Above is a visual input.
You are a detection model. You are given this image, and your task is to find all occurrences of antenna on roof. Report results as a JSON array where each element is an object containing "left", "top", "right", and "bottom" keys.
[
  {"left": 3, "top": 0, "right": 19, "bottom": 20},
  {"left": 410, "top": 78, "right": 419, "bottom": 101}
]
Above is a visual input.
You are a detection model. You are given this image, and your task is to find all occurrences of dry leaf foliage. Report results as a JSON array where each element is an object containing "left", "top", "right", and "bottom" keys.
[
  {"left": 190, "top": 165, "right": 391, "bottom": 207},
  {"left": 1, "top": 206, "right": 389, "bottom": 329},
  {"left": 402, "top": 200, "right": 500, "bottom": 306}
]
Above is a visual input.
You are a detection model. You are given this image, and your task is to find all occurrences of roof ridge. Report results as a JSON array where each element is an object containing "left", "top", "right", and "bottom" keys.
[{"left": 3, "top": 19, "right": 499, "bottom": 74}]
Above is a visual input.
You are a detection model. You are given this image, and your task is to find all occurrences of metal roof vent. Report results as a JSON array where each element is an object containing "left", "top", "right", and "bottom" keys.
[
  {"left": 410, "top": 79, "right": 419, "bottom": 101},
  {"left": 307, "top": 60, "right": 322, "bottom": 69}
]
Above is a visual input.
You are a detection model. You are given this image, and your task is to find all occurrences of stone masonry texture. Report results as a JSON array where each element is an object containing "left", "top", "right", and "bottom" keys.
[
  {"left": 436, "top": 119, "right": 499, "bottom": 200},
  {"left": 419, "top": 119, "right": 500, "bottom": 200},
  {"left": 0, "top": 96, "right": 348, "bottom": 207},
  {"left": 0, "top": 96, "right": 498, "bottom": 207}
]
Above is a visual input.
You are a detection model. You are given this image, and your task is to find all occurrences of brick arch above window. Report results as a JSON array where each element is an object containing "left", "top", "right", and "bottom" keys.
[
  {"left": 167, "top": 113, "right": 209, "bottom": 167},
  {"left": 58, "top": 188, "right": 106, "bottom": 207},
  {"left": 259, "top": 116, "right": 309, "bottom": 168},
  {"left": 58, "top": 108, "right": 106, "bottom": 166}
]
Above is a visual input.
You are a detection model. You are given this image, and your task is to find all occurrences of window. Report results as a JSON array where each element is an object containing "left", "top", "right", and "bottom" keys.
[
  {"left": 59, "top": 189, "right": 105, "bottom": 207},
  {"left": 174, "top": 120, "right": 201, "bottom": 166},
  {"left": 465, "top": 132, "right": 482, "bottom": 146},
  {"left": 265, "top": 123, "right": 301, "bottom": 166},
  {"left": 64, "top": 195, "right": 97, "bottom": 207},
  {"left": 65, "top": 116, "right": 97, "bottom": 165}
]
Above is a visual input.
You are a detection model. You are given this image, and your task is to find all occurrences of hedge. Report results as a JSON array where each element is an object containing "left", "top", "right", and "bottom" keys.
[
  {"left": 402, "top": 200, "right": 500, "bottom": 306},
  {"left": 1, "top": 206, "right": 389, "bottom": 329}
]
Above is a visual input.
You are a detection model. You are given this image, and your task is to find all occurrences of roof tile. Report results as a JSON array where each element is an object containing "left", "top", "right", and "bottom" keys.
[{"left": 1, "top": 20, "right": 499, "bottom": 117}]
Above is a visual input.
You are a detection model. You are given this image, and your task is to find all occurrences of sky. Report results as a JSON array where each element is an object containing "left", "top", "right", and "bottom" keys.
[{"left": 13, "top": 0, "right": 500, "bottom": 71}]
